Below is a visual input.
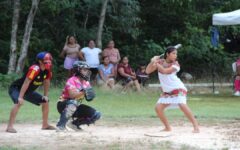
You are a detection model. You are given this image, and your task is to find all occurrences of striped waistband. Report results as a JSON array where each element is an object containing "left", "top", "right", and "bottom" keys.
[{"left": 162, "top": 89, "right": 187, "bottom": 96}]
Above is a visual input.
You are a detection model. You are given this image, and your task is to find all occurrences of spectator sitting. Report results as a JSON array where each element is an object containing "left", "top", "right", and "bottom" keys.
[
  {"left": 136, "top": 63, "right": 149, "bottom": 87},
  {"left": 117, "top": 56, "right": 141, "bottom": 92},
  {"left": 97, "top": 56, "right": 115, "bottom": 89}
]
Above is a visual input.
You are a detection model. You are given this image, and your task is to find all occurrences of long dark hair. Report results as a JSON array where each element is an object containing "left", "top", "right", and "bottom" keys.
[
  {"left": 67, "top": 35, "right": 76, "bottom": 44},
  {"left": 164, "top": 46, "right": 176, "bottom": 59},
  {"left": 121, "top": 56, "right": 129, "bottom": 63}
]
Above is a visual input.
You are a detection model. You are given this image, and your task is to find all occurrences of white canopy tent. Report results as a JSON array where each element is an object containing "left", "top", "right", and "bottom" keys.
[
  {"left": 213, "top": 9, "right": 240, "bottom": 25},
  {"left": 213, "top": 9, "right": 240, "bottom": 72},
  {"left": 211, "top": 9, "right": 240, "bottom": 93}
]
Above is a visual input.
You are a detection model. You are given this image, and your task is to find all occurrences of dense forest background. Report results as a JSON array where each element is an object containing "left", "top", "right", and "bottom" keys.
[{"left": 1, "top": 0, "right": 240, "bottom": 85}]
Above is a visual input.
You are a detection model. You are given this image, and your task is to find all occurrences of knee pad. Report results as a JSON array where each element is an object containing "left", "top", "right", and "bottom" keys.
[{"left": 65, "top": 104, "right": 77, "bottom": 118}]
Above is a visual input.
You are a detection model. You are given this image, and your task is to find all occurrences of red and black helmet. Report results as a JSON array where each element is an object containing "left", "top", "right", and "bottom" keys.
[{"left": 36, "top": 52, "right": 53, "bottom": 70}]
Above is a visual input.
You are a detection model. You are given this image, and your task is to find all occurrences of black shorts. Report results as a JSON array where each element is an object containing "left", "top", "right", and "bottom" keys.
[
  {"left": 57, "top": 101, "right": 96, "bottom": 118},
  {"left": 90, "top": 68, "right": 98, "bottom": 81},
  {"left": 8, "top": 86, "right": 46, "bottom": 106},
  {"left": 117, "top": 77, "right": 135, "bottom": 86}
]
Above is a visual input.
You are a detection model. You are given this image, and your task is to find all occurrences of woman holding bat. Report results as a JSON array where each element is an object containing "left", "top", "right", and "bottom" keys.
[{"left": 146, "top": 45, "right": 200, "bottom": 133}]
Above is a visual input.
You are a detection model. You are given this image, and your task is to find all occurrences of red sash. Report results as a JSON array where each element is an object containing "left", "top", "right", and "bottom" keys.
[{"left": 162, "top": 89, "right": 187, "bottom": 97}]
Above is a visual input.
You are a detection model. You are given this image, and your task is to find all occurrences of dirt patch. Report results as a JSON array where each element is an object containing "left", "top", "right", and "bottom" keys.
[{"left": 0, "top": 121, "right": 239, "bottom": 150}]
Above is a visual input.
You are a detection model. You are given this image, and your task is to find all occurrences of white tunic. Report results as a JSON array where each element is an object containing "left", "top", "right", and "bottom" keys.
[
  {"left": 157, "top": 60, "right": 187, "bottom": 107},
  {"left": 158, "top": 64, "right": 187, "bottom": 93}
]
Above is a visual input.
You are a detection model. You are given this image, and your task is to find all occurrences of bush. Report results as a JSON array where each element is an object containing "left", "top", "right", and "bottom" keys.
[{"left": 0, "top": 73, "right": 19, "bottom": 88}]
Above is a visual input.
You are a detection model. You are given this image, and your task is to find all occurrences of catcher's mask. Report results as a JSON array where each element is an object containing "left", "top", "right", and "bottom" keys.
[{"left": 72, "top": 61, "right": 91, "bottom": 81}]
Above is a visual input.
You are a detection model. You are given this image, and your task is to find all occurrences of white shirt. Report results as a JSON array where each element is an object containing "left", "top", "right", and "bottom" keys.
[
  {"left": 81, "top": 47, "right": 102, "bottom": 68},
  {"left": 158, "top": 63, "right": 187, "bottom": 93}
]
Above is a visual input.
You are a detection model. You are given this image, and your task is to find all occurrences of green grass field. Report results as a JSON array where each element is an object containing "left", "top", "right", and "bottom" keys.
[
  {"left": 1, "top": 87, "right": 240, "bottom": 150},
  {"left": 0, "top": 87, "right": 240, "bottom": 124}
]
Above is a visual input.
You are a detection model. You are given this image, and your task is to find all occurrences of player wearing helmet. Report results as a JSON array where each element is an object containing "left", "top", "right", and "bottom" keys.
[
  {"left": 6, "top": 52, "right": 55, "bottom": 133},
  {"left": 56, "top": 61, "right": 101, "bottom": 132}
]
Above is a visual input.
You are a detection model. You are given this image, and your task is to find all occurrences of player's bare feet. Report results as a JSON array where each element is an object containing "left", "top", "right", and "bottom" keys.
[
  {"left": 42, "top": 125, "right": 55, "bottom": 130},
  {"left": 160, "top": 128, "right": 171, "bottom": 132},
  {"left": 192, "top": 128, "right": 200, "bottom": 133},
  {"left": 6, "top": 127, "right": 17, "bottom": 133}
]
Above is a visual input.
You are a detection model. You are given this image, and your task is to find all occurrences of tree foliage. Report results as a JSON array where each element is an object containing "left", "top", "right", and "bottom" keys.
[{"left": 1, "top": 0, "right": 240, "bottom": 82}]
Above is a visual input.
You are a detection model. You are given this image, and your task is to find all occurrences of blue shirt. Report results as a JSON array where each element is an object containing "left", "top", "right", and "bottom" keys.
[{"left": 98, "top": 64, "right": 114, "bottom": 80}]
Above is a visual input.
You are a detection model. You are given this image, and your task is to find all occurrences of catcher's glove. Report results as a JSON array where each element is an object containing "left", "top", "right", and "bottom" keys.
[{"left": 84, "top": 87, "right": 95, "bottom": 101}]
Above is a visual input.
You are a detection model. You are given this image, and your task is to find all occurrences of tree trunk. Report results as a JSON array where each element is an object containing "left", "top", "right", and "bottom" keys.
[
  {"left": 8, "top": 0, "right": 20, "bottom": 74},
  {"left": 16, "top": 0, "right": 40, "bottom": 74},
  {"left": 83, "top": 6, "right": 89, "bottom": 46},
  {"left": 96, "top": 0, "right": 108, "bottom": 49}
]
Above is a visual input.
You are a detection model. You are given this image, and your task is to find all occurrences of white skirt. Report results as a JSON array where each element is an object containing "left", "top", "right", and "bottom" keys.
[{"left": 157, "top": 95, "right": 187, "bottom": 109}]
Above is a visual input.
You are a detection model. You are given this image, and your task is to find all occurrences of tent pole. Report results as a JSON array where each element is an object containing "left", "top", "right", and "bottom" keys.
[
  {"left": 212, "top": 47, "right": 215, "bottom": 93},
  {"left": 210, "top": 26, "right": 219, "bottom": 94}
]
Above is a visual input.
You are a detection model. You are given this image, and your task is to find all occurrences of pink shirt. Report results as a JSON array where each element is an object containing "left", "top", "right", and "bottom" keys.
[
  {"left": 61, "top": 76, "right": 91, "bottom": 100},
  {"left": 236, "top": 59, "right": 240, "bottom": 66},
  {"left": 236, "top": 59, "right": 240, "bottom": 75},
  {"left": 63, "top": 44, "right": 80, "bottom": 58},
  {"left": 102, "top": 48, "right": 120, "bottom": 64}
]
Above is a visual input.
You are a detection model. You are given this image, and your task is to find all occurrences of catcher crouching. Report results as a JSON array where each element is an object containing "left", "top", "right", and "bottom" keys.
[{"left": 56, "top": 61, "right": 101, "bottom": 131}]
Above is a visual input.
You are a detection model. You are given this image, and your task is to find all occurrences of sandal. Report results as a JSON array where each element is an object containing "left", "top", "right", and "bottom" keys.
[{"left": 42, "top": 125, "right": 56, "bottom": 130}]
